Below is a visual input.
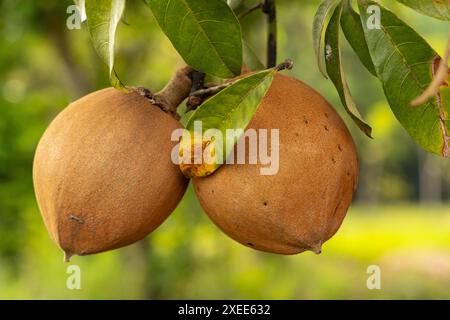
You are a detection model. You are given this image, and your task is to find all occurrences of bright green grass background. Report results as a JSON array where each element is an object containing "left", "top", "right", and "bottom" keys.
[{"left": 2, "top": 186, "right": 449, "bottom": 299}]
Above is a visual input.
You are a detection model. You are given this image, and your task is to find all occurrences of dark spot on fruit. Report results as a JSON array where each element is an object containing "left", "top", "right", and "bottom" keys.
[
  {"left": 303, "top": 116, "right": 309, "bottom": 124},
  {"left": 69, "top": 214, "right": 84, "bottom": 224},
  {"left": 263, "top": 201, "right": 268, "bottom": 206},
  {"left": 331, "top": 157, "right": 336, "bottom": 164},
  {"left": 338, "top": 144, "right": 343, "bottom": 152},
  {"left": 324, "top": 112, "right": 329, "bottom": 118},
  {"left": 247, "top": 242, "right": 255, "bottom": 247},
  {"left": 295, "top": 132, "right": 299, "bottom": 137},
  {"left": 211, "top": 189, "right": 214, "bottom": 194},
  {"left": 324, "top": 125, "right": 329, "bottom": 131},
  {"left": 346, "top": 171, "right": 350, "bottom": 177}
]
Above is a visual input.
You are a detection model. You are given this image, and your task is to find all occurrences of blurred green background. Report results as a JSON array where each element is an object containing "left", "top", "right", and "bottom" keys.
[{"left": 1, "top": 0, "right": 450, "bottom": 299}]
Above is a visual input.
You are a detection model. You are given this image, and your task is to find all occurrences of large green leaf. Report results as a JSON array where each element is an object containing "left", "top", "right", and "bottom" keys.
[
  {"left": 85, "top": 0, "right": 126, "bottom": 90},
  {"left": 325, "top": 2, "right": 372, "bottom": 137},
  {"left": 359, "top": 1, "right": 450, "bottom": 157},
  {"left": 340, "top": 0, "right": 376, "bottom": 76},
  {"left": 180, "top": 70, "right": 274, "bottom": 176},
  {"left": 243, "top": 41, "right": 265, "bottom": 71},
  {"left": 145, "top": 0, "right": 243, "bottom": 78},
  {"left": 313, "top": 0, "right": 340, "bottom": 78},
  {"left": 395, "top": 0, "right": 450, "bottom": 21}
]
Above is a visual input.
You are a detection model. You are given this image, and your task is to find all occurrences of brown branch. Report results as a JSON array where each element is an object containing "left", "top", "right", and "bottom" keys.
[
  {"left": 186, "top": 70, "right": 206, "bottom": 110},
  {"left": 134, "top": 67, "right": 194, "bottom": 119}
]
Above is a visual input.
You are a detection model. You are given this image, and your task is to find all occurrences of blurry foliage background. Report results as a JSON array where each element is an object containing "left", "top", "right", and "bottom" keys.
[{"left": 0, "top": 0, "right": 450, "bottom": 299}]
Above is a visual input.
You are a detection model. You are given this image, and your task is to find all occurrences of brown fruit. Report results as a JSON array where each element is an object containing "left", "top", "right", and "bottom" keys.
[
  {"left": 193, "top": 74, "right": 358, "bottom": 255},
  {"left": 33, "top": 88, "right": 188, "bottom": 261}
]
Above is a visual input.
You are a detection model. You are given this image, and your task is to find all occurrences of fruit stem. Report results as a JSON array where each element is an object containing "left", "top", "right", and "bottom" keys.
[
  {"left": 141, "top": 66, "right": 194, "bottom": 119},
  {"left": 186, "top": 70, "right": 206, "bottom": 110},
  {"left": 275, "top": 59, "right": 294, "bottom": 72},
  {"left": 310, "top": 242, "right": 322, "bottom": 255},
  {"left": 64, "top": 251, "right": 73, "bottom": 263}
]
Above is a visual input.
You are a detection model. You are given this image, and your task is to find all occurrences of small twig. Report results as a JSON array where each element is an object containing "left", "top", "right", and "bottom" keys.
[
  {"left": 186, "top": 70, "right": 206, "bottom": 110},
  {"left": 187, "top": 82, "right": 233, "bottom": 111},
  {"left": 190, "top": 71, "right": 206, "bottom": 93},
  {"left": 191, "top": 82, "right": 233, "bottom": 98},
  {"left": 186, "top": 59, "right": 294, "bottom": 111},
  {"left": 238, "top": 2, "right": 263, "bottom": 19},
  {"left": 275, "top": 58, "right": 294, "bottom": 71},
  {"left": 262, "top": 0, "right": 277, "bottom": 68}
]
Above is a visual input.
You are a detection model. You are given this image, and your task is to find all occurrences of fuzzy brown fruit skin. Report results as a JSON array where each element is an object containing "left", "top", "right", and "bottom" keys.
[
  {"left": 33, "top": 88, "right": 188, "bottom": 260},
  {"left": 193, "top": 74, "right": 358, "bottom": 255}
]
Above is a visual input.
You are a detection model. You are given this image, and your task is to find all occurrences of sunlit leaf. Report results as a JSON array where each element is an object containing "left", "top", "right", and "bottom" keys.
[
  {"left": 359, "top": 0, "right": 450, "bottom": 157},
  {"left": 325, "top": 2, "right": 373, "bottom": 137},
  {"left": 145, "top": 0, "right": 243, "bottom": 78},
  {"left": 395, "top": 0, "right": 450, "bottom": 21},
  {"left": 85, "top": 0, "right": 126, "bottom": 90},
  {"left": 313, "top": 0, "right": 340, "bottom": 78},
  {"left": 180, "top": 70, "right": 274, "bottom": 177}
]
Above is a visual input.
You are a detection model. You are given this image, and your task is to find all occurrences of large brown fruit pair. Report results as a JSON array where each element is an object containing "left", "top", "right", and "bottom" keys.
[
  {"left": 34, "top": 72, "right": 357, "bottom": 259},
  {"left": 33, "top": 88, "right": 188, "bottom": 261},
  {"left": 193, "top": 74, "right": 358, "bottom": 255}
]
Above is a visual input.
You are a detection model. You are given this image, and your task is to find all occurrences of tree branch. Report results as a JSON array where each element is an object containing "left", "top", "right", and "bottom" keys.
[
  {"left": 262, "top": 0, "right": 277, "bottom": 68},
  {"left": 135, "top": 67, "right": 194, "bottom": 119}
]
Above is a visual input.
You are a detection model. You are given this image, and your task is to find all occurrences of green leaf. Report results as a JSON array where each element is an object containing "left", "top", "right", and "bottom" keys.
[
  {"left": 340, "top": 0, "right": 377, "bottom": 76},
  {"left": 325, "top": 2, "right": 373, "bottom": 137},
  {"left": 85, "top": 0, "right": 126, "bottom": 90},
  {"left": 313, "top": 0, "right": 340, "bottom": 78},
  {"left": 145, "top": 0, "right": 243, "bottom": 79},
  {"left": 395, "top": 0, "right": 450, "bottom": 21},
  {"left": 243, "top": 41, "right": 265, "bottom": 71},
  {"left": 358, "top": 1, "right": 450, "bottom": 157},
  {"left": 180, "top": 70, "right": 274, "bottom": 176}
]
